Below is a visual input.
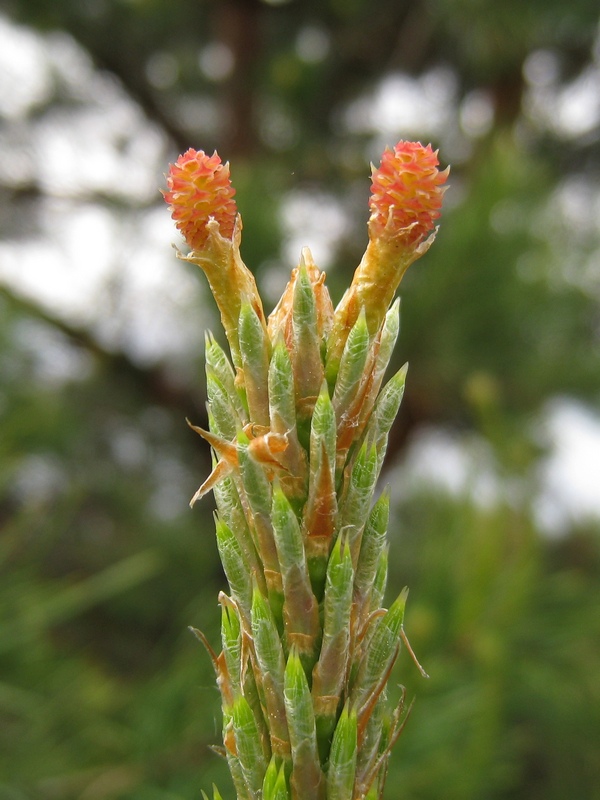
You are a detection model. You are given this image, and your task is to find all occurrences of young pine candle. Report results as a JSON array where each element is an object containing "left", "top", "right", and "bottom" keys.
[{"left": 164, "top": 142, "right": 448, "bottom": 800}]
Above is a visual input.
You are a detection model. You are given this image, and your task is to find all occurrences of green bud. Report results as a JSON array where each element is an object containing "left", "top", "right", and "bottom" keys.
[
  {"left": 356, "top": 689, "right": 386, "bottom": 791},
  {"left": 272, "top": 485, "right": 304, "bottom": 571},
  {"left": 304, "top": 382, "right": 338, "bottom": 596},
  {"left": 359, "top": 711, "right": 393, "bottom": 799},
  {"left": 312, "top": 536, "right": 353, "bottom": 764},
  {"left": 284, "top": 649, "right": 317, "bottom": 746},
  {"left": 262, "top": 757, "right": 280, "bottom": 800},
  {"left": 284, "top": 649, "right": 323, "bottom": 799},
  {"left": 303, "top": 439, "right": 338, "bottom": 602},
  {"left": 204, "top": 332, "right": 236, "bottom": 392},
  {"left": 317, "top": 537, "right": 354, "bottom": 691},
  {"left": 216, "top": 516, "right": 253, "bottom": 620},
  {"left": 238, "top": 301, "right": 271, "bottom": 426},
  {"left": 212, "top": 474, "right": 246, "bottom": 536},
  {"left": 369, "top": 545, "right": 389, "bottom": 613},
  {"left": 237, "top": 432, "right": 272, "bottom": 520},
  {"left": 251, "top": 587, "right": 290, "bottom": 758},
  {"left": 291, "top": 264, "right": 324, "bottom": 415},
  {"left": 224, "top": 737, "right": 252, "bottom": 800},
  {"left": 201, "top": 785, "right": 225, "bottom": 800},
  {"left": 309, "top": 382, "right": 337, "bottom": 478},
  {"left": 272, "top": 763, "right": 290, "bottom": 800},
  {"left": 237, "top": 432, "right": 283, "bottom": 622},
  {"left": 267, "top": 339, "right": 308, "bottom": 502},
  {"left": 354, "top": 299, "right": 401, "bottom": 436},
  {"left": 364, "top": 363, "right": 407, "bottom": 468},
  {"left": 206, "top": 372, "right": 240, "bottom": 440},
  {"left": 232, "top": 695, "right": 268, "bottom": 797},
  {"left": 337, "top": 442, "right": 379, "bottom": 566},
  {"left": 263, "top": 758, "right": 292, "bottom": 800},
  {"left": 242, "top": 659, "right": 270, "bottom": 753},
  {"left": 354, "top": 490, "right": 390, "bottom": 603},
  {"left": 213, "top": 475, "right": 267, "bottom": 598},
  {"left": 221, "top": 600, "right": 242, "bottom": 697},
  {"left": 272, "top": 486, "right": 320, "bottom": 666},
  {"left": 373, "top": 298, "right": 400, "bottom": 387},
  {"left": 332, "top": 308, "right": 370, "bottom": 420},
  {"left": 227, "top": 751, "right": 252, "bottom": 800},
  {"left": 326, "top": 704, "right": 357, "bottom": 800},
  {"left": 252, "top": 587, "right": 286, "bottom": 683},
  {"left": 205, "top": 331, "right": 247, "bottom": 423},
  {"left": 269, "top": 338, "right": 297, "bottom": 433},
  {"left": 351, "top": 587, "right": 408, "bottom": 710}
]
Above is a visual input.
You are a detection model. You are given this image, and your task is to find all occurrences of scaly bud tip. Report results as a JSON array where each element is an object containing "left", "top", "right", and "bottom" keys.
[
  {"left": 164, "top": 148, "right": 237, "bottom": 250},
  {"left": 369, "top": 140, "right": 449, "bottom": 245}
]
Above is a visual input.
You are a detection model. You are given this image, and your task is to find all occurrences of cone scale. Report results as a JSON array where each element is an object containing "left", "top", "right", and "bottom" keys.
[{"left": 164, "top": 143, "right": 448, "bottom": 799}]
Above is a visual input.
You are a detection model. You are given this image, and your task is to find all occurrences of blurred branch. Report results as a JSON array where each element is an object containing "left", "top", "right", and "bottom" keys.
[
  {"left": 0, "top": 283, "right": 207, "bottom": 422},
  {"left": 69, "top": 38, "right": 193, "bottom": 154},
  {"left": 2, "top": 182, "right": 161, "bottom": 211},
  {"left": 216, "top": 0, "right": 262, "bottom": 155},
  {"left": 0, "top": 550, "right": 162, "bottom": 655}
]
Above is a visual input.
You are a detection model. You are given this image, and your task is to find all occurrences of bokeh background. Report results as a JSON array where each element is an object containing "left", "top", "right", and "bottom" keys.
[{"left": 1, "top": 1, "right": 600, "bottom": 798}]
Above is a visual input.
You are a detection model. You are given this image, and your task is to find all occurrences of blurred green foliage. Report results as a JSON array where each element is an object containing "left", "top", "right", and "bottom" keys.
[
  {"left": 388, "top": 493, "right": 600, "bottom": 800},
  {"left": 1, "top": 0, "right": 600, "bottom": 798}
]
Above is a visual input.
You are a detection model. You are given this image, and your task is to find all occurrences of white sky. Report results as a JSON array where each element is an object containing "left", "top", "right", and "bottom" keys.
[
  {"left": 1, "top": 12, "right": 599, "bottom": 533},
  {"left": 389, "top": 399, "right": 600, "bottom": 537}
]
